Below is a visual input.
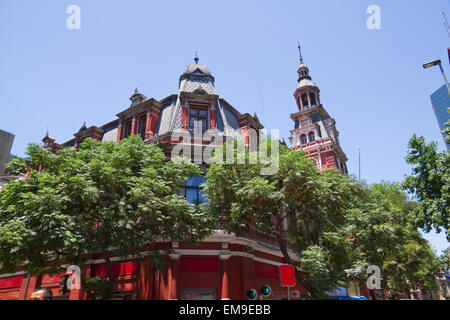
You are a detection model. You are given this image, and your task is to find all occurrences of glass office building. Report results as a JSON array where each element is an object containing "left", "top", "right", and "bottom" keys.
[{"left": 430, "top": 84, "right": 450, "bottom": 150}]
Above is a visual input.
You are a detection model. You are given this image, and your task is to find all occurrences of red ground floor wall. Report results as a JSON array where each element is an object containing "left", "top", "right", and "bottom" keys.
[{"left": 0, "top": 240, "right": 308, "bottom": 300}]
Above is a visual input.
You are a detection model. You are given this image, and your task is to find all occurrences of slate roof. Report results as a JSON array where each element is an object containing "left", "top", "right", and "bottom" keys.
[
  {"left": 179, "top": 63, "right": 217, "bottom": 95},
  {"left": 61, "top": 62, "right": 251, "bottom": 145}
]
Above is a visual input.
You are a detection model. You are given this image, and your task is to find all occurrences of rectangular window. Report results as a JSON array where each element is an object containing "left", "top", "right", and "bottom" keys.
[
  {"left": 122, "top": 120, "right": 132, "bottom": 139},
  {"left": 310, "top": 92, "right": 316, "bottom": 106},
  {"left": 137, "top": 114, "right": 147, "bottom": 139},
  {"left": 301, "top": 93, "right": 308, "bottom": 107},
  {"left": 185, "top": 176, "right": 208, "bottom": 206},
  {"left": 189, "top": 107, "right": 208, "bottom": 132}
]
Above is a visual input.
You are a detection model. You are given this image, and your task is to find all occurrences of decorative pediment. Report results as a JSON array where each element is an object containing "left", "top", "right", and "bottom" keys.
[{"left": 193, "top": 68, "right": 204, "bottom": 75}]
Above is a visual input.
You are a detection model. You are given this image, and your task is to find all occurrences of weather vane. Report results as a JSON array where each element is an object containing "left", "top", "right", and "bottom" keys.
[{"left": 297, "top": 42, "right": 303, "bottom": 63}]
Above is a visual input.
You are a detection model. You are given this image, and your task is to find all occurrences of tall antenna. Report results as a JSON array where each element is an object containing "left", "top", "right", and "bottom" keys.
[{"left": 443, "top": 11, "right": 450, "bottom": 38}]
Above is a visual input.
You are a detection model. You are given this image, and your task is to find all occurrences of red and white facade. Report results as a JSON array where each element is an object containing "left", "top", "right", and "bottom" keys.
[
  {"left": 289, "top": 57, "right": 348, "bottom": 173},
  {"left": 0, "top": 54, "right": 347, "bottom": 300}
]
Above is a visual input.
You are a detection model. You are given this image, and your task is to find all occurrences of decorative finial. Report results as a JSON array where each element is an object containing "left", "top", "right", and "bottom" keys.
[
  {"left": 134, "top": 87, "right": 139, "bottom": 94},
  {"left": 298, "top": 42, "right": 303, "bottom": 64},
  {"left": 194, "top": 52, "right": 199, "bottom": 64}
]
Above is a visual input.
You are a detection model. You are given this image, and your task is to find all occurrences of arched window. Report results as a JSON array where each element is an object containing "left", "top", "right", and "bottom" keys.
[
  {"left": 301, "top": 93, "right": 308, "bottom": 108},
  {"left": 310, "top": 92, "right": 316, "bottom": 107},
  {"left": 193, "top": 89, "right": 207, "bottom": 95},
  {"left": 300, "top": 134, "right": 307, "bottom": 145},
  {"left": 316, "top": 125, "right": 322, "bottom": 138},
  {"left": 185, "top": 176, "right": 207, "bottom": 205},
  {"left": 308, "top": 132, "right": 315, "bottom": 142}
]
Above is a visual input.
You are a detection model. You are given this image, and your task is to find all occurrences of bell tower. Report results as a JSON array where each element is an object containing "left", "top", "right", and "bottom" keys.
[{"left": 289, "top": 45, "right": 348, "bottom": 173}]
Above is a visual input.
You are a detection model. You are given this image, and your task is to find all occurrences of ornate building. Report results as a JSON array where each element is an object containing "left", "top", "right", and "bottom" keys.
[
  {"left": 0, "top": 57, "right": 304, "bottom": 301},
  {"left": 289, "top": 46, "right": 348, "bottom": 173},
  {"left": 0, "top": 49, "right": 349, "bottom": 300}
]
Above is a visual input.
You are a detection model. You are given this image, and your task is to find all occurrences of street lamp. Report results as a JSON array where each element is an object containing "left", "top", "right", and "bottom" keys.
[{"left": 423, "top": 59, "right": 450, "bottom": 95}]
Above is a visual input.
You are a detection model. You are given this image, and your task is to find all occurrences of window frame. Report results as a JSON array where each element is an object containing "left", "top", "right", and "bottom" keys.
[{"left": 189, "top": 106, "right": 209, "bottom": 132}]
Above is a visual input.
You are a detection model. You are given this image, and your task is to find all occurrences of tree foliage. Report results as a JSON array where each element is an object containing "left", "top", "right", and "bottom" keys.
[
  {"left": 203, "top": 141, "right": 364, "bottom": 297},
  {"left": 203, "top": 141, "right": 440, "bottom": 298},
  {"left": 443, "top": 108, "right": 450, "bottom": 145},
  {"left": 403, "top": 134, "right": 449, "bottom": 240},
  {"left": 347, "top": 182, "right": 439, "bottom": 298},
  {"left": 440, "top": 247, "right": 450, "bottom": 270},
  {"left": 0, "top": 136, "right": 213, "bottom": 298}
]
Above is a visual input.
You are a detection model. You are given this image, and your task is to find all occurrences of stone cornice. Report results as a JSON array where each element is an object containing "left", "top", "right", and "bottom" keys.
[{"left": 116, "top": 98, "right": 162, "bottom": 119}]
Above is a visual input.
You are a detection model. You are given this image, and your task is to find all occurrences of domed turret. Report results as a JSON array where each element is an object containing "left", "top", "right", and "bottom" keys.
[
  {"left": 129, "top": 88, "right": 147, "bottom": 107},
  {"left": 293, "top": 45, "right": 320, "bottom": 111},
  {"left": 179, "top": 54, "right": 216, "bottom": 95},
  {"left": 289, "top": 44, "right": 348, "bottom": 174}
]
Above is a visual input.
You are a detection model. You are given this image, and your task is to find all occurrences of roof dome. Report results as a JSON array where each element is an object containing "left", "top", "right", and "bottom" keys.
[
  {"left": 297, "top": 78, "right": 316, "bottom": 88},
  {"left": 297, "top": 61, "right": 316, "bottom": 88},
  {"left": 182, "top": 63, "right": 212, "bottom": 76},
  {"left": 179, "top": 59, "right": 216, "bottom": 94}
]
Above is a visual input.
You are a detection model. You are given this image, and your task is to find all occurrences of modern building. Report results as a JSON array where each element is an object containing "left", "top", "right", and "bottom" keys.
[
  {"left": 430, "top": 84, "right": 450, "bottom": 150},
  {"left": 0, "top": 130, "right": 15, "bottom": 184},
  {"left": 0, "top": 52, "right": 347, "bottom": 300}
]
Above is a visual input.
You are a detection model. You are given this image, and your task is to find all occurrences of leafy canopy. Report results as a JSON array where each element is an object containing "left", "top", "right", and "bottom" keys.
[
  {"left": 203, "top": 140, "right": 365, "bottom": 297},
  {"left": 0, "top": 136, "right": 213, "bottom": 278},
  {"left": 403, "top": 134, "right": 449, "bottom": 241}
]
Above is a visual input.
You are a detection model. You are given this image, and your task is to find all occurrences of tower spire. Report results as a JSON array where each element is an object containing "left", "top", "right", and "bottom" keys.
[
  {"left": 194, "top": 52, "right": 199, "bottom": 64},
  {"left": 297, "top": 42, "right": 304, "bottom": 64}
]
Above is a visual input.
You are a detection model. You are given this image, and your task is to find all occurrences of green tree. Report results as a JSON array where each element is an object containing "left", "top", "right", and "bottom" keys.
[
  {"left": 347, "top": 182, "right": 440, "bottom": 299},
  {"left": 443, "top": 108, "right": 450, "bottom": 145},
  {"left": 384, "top": 237, "right": 439, "bottom": 299},
  {"left": 203, "top": 140, "right": 364, "bottom": 297},
  {"left": 0, "top": 136, "right": 212, "bottom": 299},
  {"left": 403, "top": 135, "right": 449, "bottom": 240},
  {"left": 440, "top": 247, "right": 450, "bottom": 270}
]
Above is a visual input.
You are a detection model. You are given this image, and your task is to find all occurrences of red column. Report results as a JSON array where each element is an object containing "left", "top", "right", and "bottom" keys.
[
  {"left": 79, "top": 265, "right": 90, "bottom": 300},
  {"left": 131, "top": 117, "right": 136, "bottom": 136},
  {"left": 117, "top": 122, "right": 123, "bottom": 142},
  {"left": 239, "top": 116, "right": 250, "bottom": 146},
  {"left": 181, "top": 101, "right": 189, "bottom": 131},
  {"left": 241, "top": 126, "right": 249, "bottom": 146},
  {"left": 68, "top": 265, "right": 88, "bottom": 300},
  {"left": 220, "top": 256, "right": 231, "bottom": 300},
  {"left": 19, "top": 274, "right": 38, "bottom": 300},
  {"left": 145, "top": 111, "right": 152, "bottom": 139},
  {"left": 168, "top": 254, "right": 181, "bottom": 300},
  {"left": 136, "top": 258, "right": 154, "bottom": 300},
  {"left": 210, "top": 104, "right": 217, "bottom": 129}
]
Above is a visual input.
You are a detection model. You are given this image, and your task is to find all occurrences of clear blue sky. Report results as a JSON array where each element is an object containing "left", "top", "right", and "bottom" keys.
[{"left": 1, "top": 0, "right": 449, "bottom": 254}]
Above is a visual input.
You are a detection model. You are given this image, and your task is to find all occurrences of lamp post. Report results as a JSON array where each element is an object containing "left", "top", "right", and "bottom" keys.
[{"left": 423, "top": 59, "right": 450, "bottom": 95}]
